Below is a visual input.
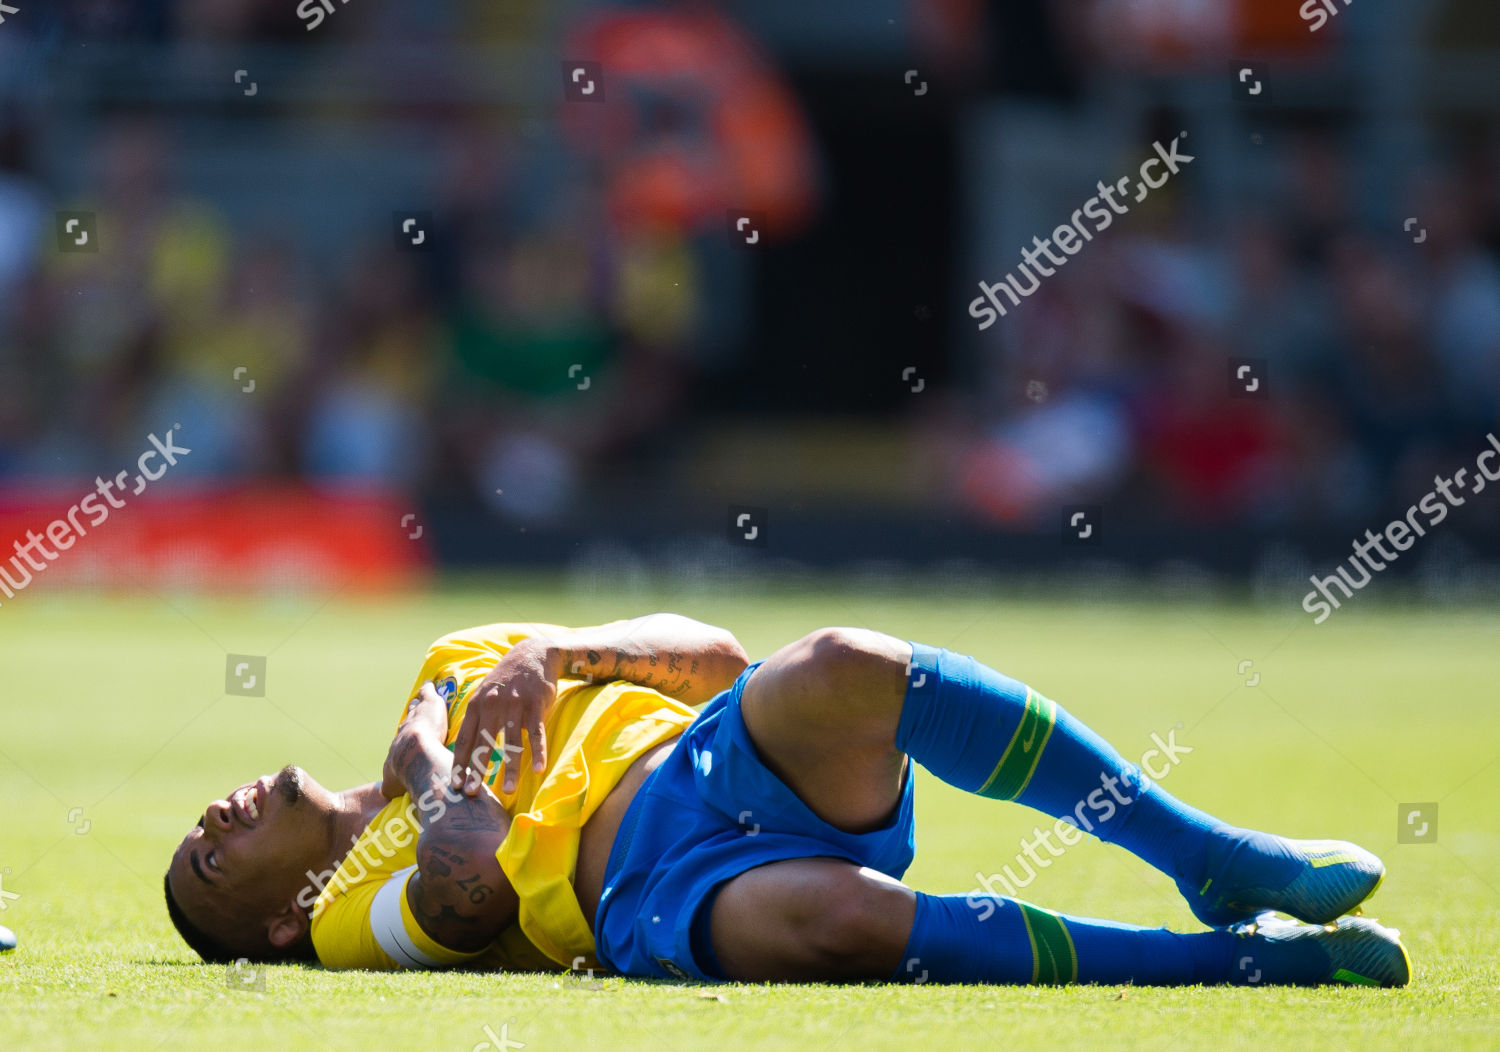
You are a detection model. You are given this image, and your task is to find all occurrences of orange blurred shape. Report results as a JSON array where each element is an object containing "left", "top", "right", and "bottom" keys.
[
  {"left": 1094, "top": 0, "right": 1332, "bottom": 68},
  {"left": 561, "top": 8, "right": 820, "bottom": 238}
]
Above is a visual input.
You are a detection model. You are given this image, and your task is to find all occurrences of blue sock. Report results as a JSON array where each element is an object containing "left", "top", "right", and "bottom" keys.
[
  {"left": 893, "top": 892, "right": 1234, "bottom": 985},
  {"left": 895, "top": 644, "right": 1222, "bottom": 888}
]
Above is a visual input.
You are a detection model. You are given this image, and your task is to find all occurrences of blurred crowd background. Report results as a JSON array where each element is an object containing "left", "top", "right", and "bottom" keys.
[{"left": 1, "top": 0, "right": 1498, "bottom": 582}]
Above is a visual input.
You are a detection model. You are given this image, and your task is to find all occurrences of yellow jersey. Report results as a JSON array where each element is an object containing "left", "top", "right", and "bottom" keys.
[{"left": 309, "top": 623, "right": 696, "bottom": 971}]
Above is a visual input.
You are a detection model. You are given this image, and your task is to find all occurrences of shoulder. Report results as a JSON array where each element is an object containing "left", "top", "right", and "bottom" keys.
[{"left": 310, "top": 875, "right": 398, "bottom": 970}]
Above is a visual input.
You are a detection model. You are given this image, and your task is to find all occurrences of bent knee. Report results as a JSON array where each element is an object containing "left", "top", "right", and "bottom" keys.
[
  {"left": 794, "top": 627, "right": 909, "bottom": 693},
  {"left": 748, "top": 628, "right": 912, "bottom": 745}
]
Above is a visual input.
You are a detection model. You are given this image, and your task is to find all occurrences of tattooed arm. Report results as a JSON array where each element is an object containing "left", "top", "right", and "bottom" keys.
[
  {"left": 450, "top": 614, "right": 749, "bottom": 795},
  {"left": 384, "top": 683, "right": 519, "bottom": 952},
  {"left": 531, "top": 613, "right": 749, "bottom": 704},
  {"left": 406, "top": 792, "right": 518, "bottom": 954}
]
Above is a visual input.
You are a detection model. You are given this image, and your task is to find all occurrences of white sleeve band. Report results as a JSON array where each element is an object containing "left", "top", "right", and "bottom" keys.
[{"left": 369, "top": 864, "right": 446, "bottom": 970}]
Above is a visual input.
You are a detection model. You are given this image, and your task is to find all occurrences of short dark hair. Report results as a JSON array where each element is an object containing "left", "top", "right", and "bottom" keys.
[
  {"left": 162, "top": 873, "right": 318, "bottom": 966},
  {"left": 163, "top": 873, "right": 237, "bottom": 964}
]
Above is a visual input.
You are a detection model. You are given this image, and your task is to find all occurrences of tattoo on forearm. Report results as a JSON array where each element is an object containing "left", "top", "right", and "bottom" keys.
[
  {"left": 455, "top": 874, "right": 495, "bottom": 903},
  {"left": 411, "top": 894, "right": 467, "bottom": 930},
  {"left": 397, "top": 747, "right": 453, "bottom": 829},
  {"left": 571, "top": 646, "right": 697, "bottom": 697},
  {"left": 424, "top": 845, "right": 466, "bottom": 878},
  {"left": 441, "top": 801, "right": 507, "bottom": 834},
  {"left": 548, "top": 625, "right": 740, "bottom": 704},
  {"left": 409, "top": 792, "right": 517, "bottom": 950}
]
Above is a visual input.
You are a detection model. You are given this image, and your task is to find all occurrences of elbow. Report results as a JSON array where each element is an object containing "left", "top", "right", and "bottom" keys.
[
  {"left": 646, "top": 613, "right": 748, "bottom": 671},
  {"left": 413, "top": 844, "right": 517, "bottom": 951},
  {"left": 719, "top": 633, "right": 750, "bottom": 677}
]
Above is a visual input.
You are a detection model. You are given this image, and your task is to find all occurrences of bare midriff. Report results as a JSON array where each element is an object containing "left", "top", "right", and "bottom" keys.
[{"left": 573, "top": 735, "right": 681, "bottom": 929}]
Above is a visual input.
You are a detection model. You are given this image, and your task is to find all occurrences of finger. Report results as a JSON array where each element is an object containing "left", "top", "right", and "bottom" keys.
[
  {"left": 415, "top": 682, "right": 448, "bottom": 734},
  {"left": 493, "top": 711, "right": 514, "bottom": 795},
  {"left": 419, "top": 682, "right": 450, "bottom": 726},
  {"left": 450, "top": 692, "right": 483, "bottom": 789},
  {"left": 406, "top": 684, "right": 430, "bottom": 725},
  {"left": 527, "top": 701, "right": 547, "bottom": 774},
  {"left": 465, "top": 734, "right": 493, "bottom": 796}
]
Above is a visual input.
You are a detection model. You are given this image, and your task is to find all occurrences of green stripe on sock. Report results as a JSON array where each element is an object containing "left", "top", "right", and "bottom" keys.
[
  {"left": 976, "top": 689, "right": 1057, "bottom": 800},
  {"left": 1018, "top": 903, "right": 1078, "bottom": 984}
]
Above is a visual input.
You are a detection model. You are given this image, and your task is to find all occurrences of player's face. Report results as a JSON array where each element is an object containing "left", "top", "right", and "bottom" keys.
[{"left": 167, "top": 765, "right": 332, "bottom": 949}]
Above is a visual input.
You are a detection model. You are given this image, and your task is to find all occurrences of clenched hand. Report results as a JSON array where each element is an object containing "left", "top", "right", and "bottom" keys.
[{"left": 382, "top": 681, "right": 452, "bottom": 800}]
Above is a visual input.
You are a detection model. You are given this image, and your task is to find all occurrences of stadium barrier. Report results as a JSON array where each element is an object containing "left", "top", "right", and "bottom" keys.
[{"left": 0, "top": 484, "right": 432, "bottom": 599}]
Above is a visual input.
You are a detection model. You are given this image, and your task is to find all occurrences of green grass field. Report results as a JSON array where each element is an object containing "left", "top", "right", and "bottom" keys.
[{"left": 2, "top": 580, "right": 1498, "bottom": 1050}]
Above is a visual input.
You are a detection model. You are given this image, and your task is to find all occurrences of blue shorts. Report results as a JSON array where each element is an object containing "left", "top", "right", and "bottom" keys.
[{"left": 592, "top": 661, "right": 917, "bottom": 981}]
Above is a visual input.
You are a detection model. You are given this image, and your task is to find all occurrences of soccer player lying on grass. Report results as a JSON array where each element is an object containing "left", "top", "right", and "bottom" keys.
[{"left": 164, "top": 616, "right": 1410, "bottom": 986}]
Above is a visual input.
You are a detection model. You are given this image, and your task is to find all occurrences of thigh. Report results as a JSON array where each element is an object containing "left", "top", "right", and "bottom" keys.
[
  {"left": 739, "top": 628, "right": 912, "bottom": 831},
  {"left": 709, "top": 857, "right": 916, "bottom": 982}
]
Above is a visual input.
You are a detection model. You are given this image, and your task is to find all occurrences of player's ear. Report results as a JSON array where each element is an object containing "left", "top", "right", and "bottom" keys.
[{"left": 266, "top": 900, "right": 310, "bottom": 950}]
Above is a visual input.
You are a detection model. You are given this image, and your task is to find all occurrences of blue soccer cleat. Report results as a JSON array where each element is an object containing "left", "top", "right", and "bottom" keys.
[
  {"left": 1229, "top": 913, "right": 1411, "bottom": 987},
  {"left": 1180, "top": 828, "right": 1385, "bottom": 927}
]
